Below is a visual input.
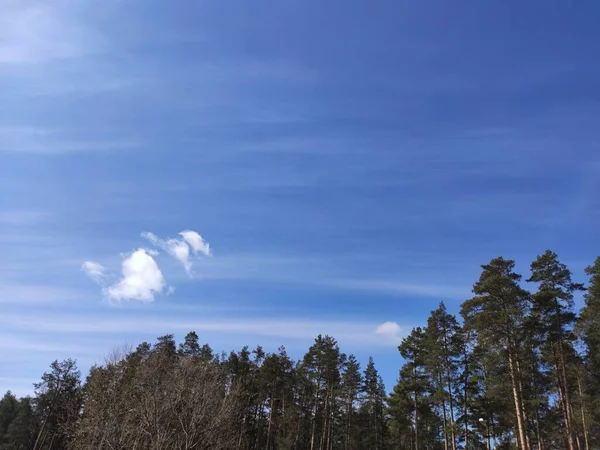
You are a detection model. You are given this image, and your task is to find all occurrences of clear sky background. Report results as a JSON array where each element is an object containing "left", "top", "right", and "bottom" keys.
[{"left": 1, "top": 0, "right": 599, "bottom": 396}]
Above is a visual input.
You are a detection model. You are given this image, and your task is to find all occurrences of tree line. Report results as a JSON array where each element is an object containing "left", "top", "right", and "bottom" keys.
[{"left": 1, "top": 250, "right": 599, "bottom": 449}]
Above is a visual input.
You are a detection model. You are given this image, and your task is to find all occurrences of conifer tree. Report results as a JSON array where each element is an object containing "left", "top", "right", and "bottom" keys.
[
  {"left": 461, "top": 257, "right": 532, "bottom": 450},
  {"left": 528, "top": 250, "right": 585, "bottom": 450}
]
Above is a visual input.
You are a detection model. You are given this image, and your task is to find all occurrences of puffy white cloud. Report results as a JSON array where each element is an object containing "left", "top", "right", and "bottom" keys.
[
  {"left": 179, "top": 230, "right": 212, "bottom": 256},
  {"left": 82, "top": 230, "right": 211, "bottom": 302},
  {"left": 142, "top": 230, "right": 211, "bottom": 275},
  {"left": 81, "top": 261, "right": 106, "bottom": 284},
  {"left": 104, "top": 249, "right": 165, "bottom": 302},
  {"left": 375, "top": 321, "right": 402, "bottom": 341}
]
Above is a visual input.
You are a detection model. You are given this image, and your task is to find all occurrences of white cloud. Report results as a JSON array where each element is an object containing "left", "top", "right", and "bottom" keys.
[
  {"left": 142, "top": 232, "right": 191, "bottom": 273},
  {"left": 142, "top": 230, "right": 211, "bottom": 275},
  {"left": 82, "top": 230, "right": 211, "bottom": 302},
  {"left": 375, "top": 321, "right": 402, "bottom": 342},
  {"left": 179, "top": 230, "right": 212, "bottom": 256},
  {"left": 104, "top": 249, "right": 165, "bottom": 302},
  {"left": 81, "top": 261, "right": 106, "bottom": 284}
]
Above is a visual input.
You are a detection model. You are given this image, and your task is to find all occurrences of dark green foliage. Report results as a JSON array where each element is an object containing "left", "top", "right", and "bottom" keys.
[{"left": 0, "top": 397, "right": 36, "bottom": 450}]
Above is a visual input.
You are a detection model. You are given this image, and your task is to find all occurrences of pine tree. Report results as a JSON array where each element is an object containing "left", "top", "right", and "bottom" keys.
[
  {"left": 425, "top": 302, "right": 462, "bottom": 450},
  {"left": 0, "top": 397, "right": 36, "bottom": 450},
  {"left": 302, "top": 335, "right": 345, "bottom": 450},
  {"left": 32, "top": 359, "right": 82, "bottom": 450},
  {"left": 0, "top": 392, "right": 20, "bottom": 447},
  {"left": 178, "top": 331, "right": 201, "bottom": 357},
  {"left": 359, "top": 357, "right": 386, "bottom": 450},
  {"left": 341, "top": 354, "right": 361, "bottom": 450},
  {"left": 577, "top": 256, "right": 600, "bottom": 446},
  {"left": 390, "top": 327, "right": 441, "bottom": 449},
  {"left": 461, "top": 257, "right": 532, "bottom": 450},
  {"left": 528, "top": 250, "right": 585, "bottom": 450}
]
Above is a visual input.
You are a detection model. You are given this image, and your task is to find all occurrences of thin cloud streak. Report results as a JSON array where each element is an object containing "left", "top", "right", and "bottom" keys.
[
  {"left": 0, "top": 126, "right": 142, "bottom": 154},
  {"left": 1, "top": 314, "right": 412, "bottom": 348},
  {"left": 0, "top": 285, "right": 87, "bottom": 305}
]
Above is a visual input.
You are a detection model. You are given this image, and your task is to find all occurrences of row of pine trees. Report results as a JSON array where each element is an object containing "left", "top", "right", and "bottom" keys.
[{"left": 0, "top": 251, "right": 599, "bottom": 449}]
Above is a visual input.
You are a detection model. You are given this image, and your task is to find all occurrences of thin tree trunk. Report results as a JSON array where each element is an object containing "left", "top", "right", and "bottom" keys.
[
  {"left": 320, "top": 389, "right": 329, "bottom": 450},
  {"left": 559, "top": 344, "right": 577, "bottom": 450},
  {"left": 310, "top": 379, "right": 321, "bottom": 450},
  {"left": 508, "top": 350, "right": 528, "bottom": 450},
  {"left": 463, "top": 359, "right": 470, "bottom": 450},
  {"left": 414, "top": 385, "right": 419, "bottom": 450},
  {"left": 553, "top": 345, "right": 574, "bottom": 450},
  {"left": 577, "top": 373, "right": 590, "bottom": 450},
  {"left": 447, "top": 379, "right": 458, "bottom": 450},
  {"left": 515, "top": 356, "right": 532, "bottom": 450},
  {"left": 535, "top": 407, "right": 544, "bottom": 450},
  {"left": 266, "top": 397, "right": 274, "bottom": 450},
  {"left": 440, "top": 374, "right": 449, "bottom": 450}
]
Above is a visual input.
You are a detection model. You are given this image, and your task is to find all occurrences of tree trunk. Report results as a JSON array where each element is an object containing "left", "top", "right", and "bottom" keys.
[
  {"left": 553, "top": 345, "right": 575, "bottom": 450},
  {"left": 508, "top": 350, "right": 528, "bottom": 450},
  {"left": 414, "top": 387, "right": 419, "bottom": 450},
  {"left": 515, "top": 356, "right": 532, "bottom": 450},
  {"left": 577, "top": 373, "right": 590, "bottom": 450},
  {"left": 320, "top": 389, "right": 329, "bottom": 450},
  {"left": 534, "top": 407, "right": 544, "bottom": 450},
  {"left": 440, "top": 373, "right": 449, "bottom": 450},
  {"left": 446, "top": 367, "right": 458, "bottom": 450},
  {"left": 559, "top": 345, "right": 576, "bottom": 450},
  {"left": 310, "top": 379, "right": 321, "bottom": 450},
  {"left": 266, "top": 397, "right": 274, "bottom": 450},
  {"left": 463, "top": 360, "right": 470, "bottom": 450}
]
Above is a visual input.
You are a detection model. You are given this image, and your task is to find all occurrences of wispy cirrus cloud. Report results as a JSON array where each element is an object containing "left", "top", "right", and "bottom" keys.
[
  {"left": 0, "top": 0, "right": 102, "bottom": 66},
  {"left": 1, "top": 312, "right": 411, "bottom": 349},
  {"left": 328, "top": 279, "right": 470, "bottom": 300},
  {"left": 0, "top": 210, "right": 51, "bottom": 226},
  {"left": 81, "top": 261, "right": 106, "bottom": 285},
  {"left": 0, "top": 126, "right": 142, "bottom": 154},
  {"left": 0, "top": 285, "right": 86, "bottom": 305},
  {"left": 142, "top": 230, "right": 212, "bottom": 275}
]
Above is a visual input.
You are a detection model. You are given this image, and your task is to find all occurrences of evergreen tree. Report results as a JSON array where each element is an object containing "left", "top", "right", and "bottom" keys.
[
  {"left": 577, "top": 256, "right": 600, "bottom": 447},
  {"left": 0, "top": 392, "right": 19, "bottom": 446},
  {"left": 390, "top": 327, "right": 441, "bottom": 449},
  {"left": 31, "top": 359, "right": 82, "bottom": 450},
  {"left": 341, "top": 354, "right": 361, "bottom": 450},
  {"left": 302, "top": 335, "right": 345, "bottom": 450},
  {"left": 178, "top": 331, "right": 201, "bottom": 357},
  {"left": 528, "top": 250, "right": 585, "bottom": 450},
  {"left": 0, "top": 397, "right": 36, "bottom": 450},
  {"left": 359, "top": 357, "right": 386, "bottom": 450},
  {"left": 461, "top": 257, "right": 532, "bottom": 450},
  {"left": 424, "top": 302, "right": 462, "bottom": 450}
]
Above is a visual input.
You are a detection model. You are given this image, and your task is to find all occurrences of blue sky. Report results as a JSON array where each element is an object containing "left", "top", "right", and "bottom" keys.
[{"left": 1, "top": 0, "right": 599, "bottom": 396}]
